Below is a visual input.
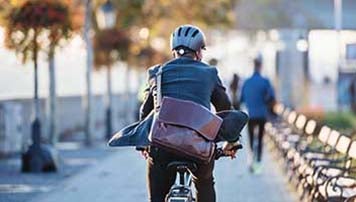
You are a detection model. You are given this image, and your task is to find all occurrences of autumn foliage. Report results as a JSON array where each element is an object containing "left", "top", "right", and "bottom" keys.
[
  {"left": 9, "top": 1, "right": 70, "bottom": 29},
  {"left": 94, "top": 28, "right": 131, "bottom": 68},
  {"left": 4, "top": 0, "right": 78, "bottom": 63}
]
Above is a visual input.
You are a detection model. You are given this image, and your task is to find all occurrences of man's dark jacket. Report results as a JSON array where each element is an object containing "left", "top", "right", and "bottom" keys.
[
  {"left": 140, "top": 57, "right": 231, "bottom": 120},
  {"left": 108, "top": 57, "right": 246, "bottom": 147}
]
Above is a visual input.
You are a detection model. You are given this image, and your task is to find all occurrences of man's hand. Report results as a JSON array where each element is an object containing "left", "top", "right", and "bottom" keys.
[
  {"left": 222, "top": 142, "right": 239, "bottom": 159},
  {"left": 140, "top": 150, "right": 149, "bottom": 160},
  {"left": 136, "top": 146, "right": 149, "bottom": 160}
]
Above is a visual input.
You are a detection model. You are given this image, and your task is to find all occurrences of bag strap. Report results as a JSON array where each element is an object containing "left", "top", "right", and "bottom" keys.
[{"left": 155, "top": 65, "right": 163, "bottom": 111}]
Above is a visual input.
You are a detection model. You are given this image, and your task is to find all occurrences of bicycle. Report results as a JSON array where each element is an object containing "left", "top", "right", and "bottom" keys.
[{"left": 165, "top": 143, "right": 243, "bottom": 202}]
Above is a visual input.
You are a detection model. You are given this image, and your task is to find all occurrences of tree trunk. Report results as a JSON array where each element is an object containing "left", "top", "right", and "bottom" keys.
[
  {"left": 83, "top": 0, "right": 94, "bottom": 146},
  {"left": 48, "top": 48, "right": 57, "bottom": 145},
  {"left": 34, "top": 38, "right": 40, "bottom": 124},
  {"left": 32, "top": 29, "right": 41, "bottom": 147},
  {"left": 124, "top": 65, "right": 131, "bottom": 124}
]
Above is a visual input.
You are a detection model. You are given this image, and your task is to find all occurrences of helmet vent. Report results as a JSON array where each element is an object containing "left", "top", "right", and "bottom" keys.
[
  {"left": 185, "top": 27, "right": 192, "bottom": 36},
  {"left": 178, "top": 27, "right": 182, "bottom": 36},
  {"left": 192, "top": 30, "right": 199, "bottom": 37}
]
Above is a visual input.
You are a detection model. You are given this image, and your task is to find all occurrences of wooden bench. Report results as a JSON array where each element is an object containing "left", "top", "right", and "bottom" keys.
[
  {"left": 313, "top": 139, "right": 356, "bottom": 201},
  {"left": 301, "top": 132, "right": 351, "bottom": 201},
  {"left": 263, "top": 104, "right": 356, "bottom": 201}
]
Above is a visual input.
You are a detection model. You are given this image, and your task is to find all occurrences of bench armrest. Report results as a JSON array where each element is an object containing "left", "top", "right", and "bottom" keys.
[{"left": 325, "top": 175, "right": 356, "bottom": 199}]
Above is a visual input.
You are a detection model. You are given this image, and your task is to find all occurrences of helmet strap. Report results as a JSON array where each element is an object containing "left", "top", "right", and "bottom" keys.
[
  {"left": 173, "top": 48, "right": 193, "bottom": 58},
  {"left": 173, "top": 47, "right": 202, "bottom": 61}
]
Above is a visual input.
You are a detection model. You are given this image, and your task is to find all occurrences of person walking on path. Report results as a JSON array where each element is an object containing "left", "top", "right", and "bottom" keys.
[
  {"left": 240, "top": 56, "right": 275, "bottom": 174},
  {"left": 230, "top": 73, "right": 241, "bottom": 110}
]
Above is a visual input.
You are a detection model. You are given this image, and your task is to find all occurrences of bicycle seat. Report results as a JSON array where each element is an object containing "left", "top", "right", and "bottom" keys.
[{"left": 167, "top": 161, "right": 197, "bottom": 172}]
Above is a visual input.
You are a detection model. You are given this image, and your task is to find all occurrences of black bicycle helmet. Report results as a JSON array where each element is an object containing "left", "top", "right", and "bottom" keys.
[{"left": 170, "top": 25, "right": 206, "bottom": 52}]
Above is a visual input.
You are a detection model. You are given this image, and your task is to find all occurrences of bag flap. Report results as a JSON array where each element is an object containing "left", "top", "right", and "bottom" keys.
[
  {"left": 108, "top": 112, "right": 154, "bottom": 147},
  {"left": 158, "top": 97, "right": 222, "bottom": 141},
  {"left": 215, "top": 110, "right": 249, "bottom": 142}
]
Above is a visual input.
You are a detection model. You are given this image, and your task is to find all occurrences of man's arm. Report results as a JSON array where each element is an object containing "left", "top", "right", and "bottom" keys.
[
  {"left": 240, "top": 82, "right": 245, "bottom": 104},
  {"left": 137, "top": 75, "right": 155, "bottom": 156},
  {"left": 139, "top": 65, "right": 161, "bottom": 120},
  {"left": 265, "top": 79, "right": 276, "bottom": 103},
  {"left": 211, "top": 75, "right": 232, "bottom": 112},
  {"left": 139, "top": 90, "right": 154, "bottom": 120}
]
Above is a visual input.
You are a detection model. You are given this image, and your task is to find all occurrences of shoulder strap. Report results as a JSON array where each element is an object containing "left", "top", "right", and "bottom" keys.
[{"left": 155, "top": 65, "right": 163, "bottom": 110}]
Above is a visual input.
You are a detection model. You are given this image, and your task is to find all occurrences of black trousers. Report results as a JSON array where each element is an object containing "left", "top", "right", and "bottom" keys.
[
  {"left": 147, "top": 147, "right": 216, "bottom": 202},
  {"left": 247, "top": 118, "right": 266, "bottom": 162}
]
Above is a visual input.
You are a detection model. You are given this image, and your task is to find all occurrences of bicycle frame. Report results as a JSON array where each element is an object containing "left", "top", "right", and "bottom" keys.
[
  {"left": 166, "top": 164, "right": 195, "bottom": 202},
  {"left": 165, "top": 145, "right": 243, "bottom": 202}
]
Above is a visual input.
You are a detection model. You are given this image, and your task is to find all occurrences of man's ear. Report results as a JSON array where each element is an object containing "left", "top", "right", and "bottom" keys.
[{"left": 195, "top": 50, "right": 203, "bottom": 61}]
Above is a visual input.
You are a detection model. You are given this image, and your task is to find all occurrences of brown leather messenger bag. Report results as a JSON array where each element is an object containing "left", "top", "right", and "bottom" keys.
[{"left": 149, "top": 66, "right": 223, "bottom": 164}]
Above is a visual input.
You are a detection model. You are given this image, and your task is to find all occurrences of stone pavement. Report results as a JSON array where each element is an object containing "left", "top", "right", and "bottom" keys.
[
  {"left": 29, "top": 139, "right": 298, "bottom": 202},
  {"left": 0, "top": 142, "right": 114, "bottom": 202},
  {"left": 214, "top": 146, "right": 297, "bottom": 202}
]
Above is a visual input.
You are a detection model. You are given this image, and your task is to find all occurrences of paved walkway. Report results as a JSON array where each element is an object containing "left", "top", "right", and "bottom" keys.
[
  {"left": 29, "top": 136, "right": 298, "bottom": 202},
  {"left": 0, "top": 142, "right": 113, "bottom": 202}
]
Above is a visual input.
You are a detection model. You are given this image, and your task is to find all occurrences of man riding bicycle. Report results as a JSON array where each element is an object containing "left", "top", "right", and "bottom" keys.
[{"left": 139, "top": 25, "right": 243, "bottom": 202}]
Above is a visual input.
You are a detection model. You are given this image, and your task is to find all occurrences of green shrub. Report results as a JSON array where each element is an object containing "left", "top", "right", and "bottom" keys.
[{"left": 322, "top": 112, "right": 356, "bottom": 133}]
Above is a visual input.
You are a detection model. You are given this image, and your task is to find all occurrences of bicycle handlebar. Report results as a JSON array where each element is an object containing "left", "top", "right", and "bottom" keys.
[
  {"left": 136, "top": 143, "right": 243, "bottom": 160},
  {"left": 215, "top": 143, "right": 243, "bottom": 160}
]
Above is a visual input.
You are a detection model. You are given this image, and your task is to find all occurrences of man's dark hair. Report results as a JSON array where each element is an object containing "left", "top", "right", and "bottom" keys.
[
  {"left": 254, "top": 58, "right": 262, "bottom": 68},
  {"left": 254, "top": 57, "right": 262, "bottom": 72}
]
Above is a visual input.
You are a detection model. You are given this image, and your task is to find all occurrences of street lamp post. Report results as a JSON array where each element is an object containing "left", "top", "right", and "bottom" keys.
[
  {"left": 334, "top": 0, "right": 343, "bottom": 57},
  {"left": 334, "top": 0, "right": 343, "bottom": 109},
  {"left": 296, "top": 33, "right": 309, "bottom": 78},
  {"left": 297, "top": 33, "right": 309, "bottom": 107},
  {"left": 96, "top": 0, "right": 117, "bottom": 140},
  {"left": 96, "top": 0, "right": 116, "bottom": 29}
]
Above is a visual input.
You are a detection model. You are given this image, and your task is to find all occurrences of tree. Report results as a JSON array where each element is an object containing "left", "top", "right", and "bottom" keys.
[
  {"left": 83, "top": 0, "right": 94, "bottom": 145},
  {"left": 93, "top": 28, "right": 130, "bottom": 139},
  {"left": 4, "top": 0, "right": 75, "bottom": 172},
  {"left": 102, "top": 0, "right": 237, "bottom": 68},
  {"left": 46, "top": 0, "right": 82, "bottom": 145}
]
